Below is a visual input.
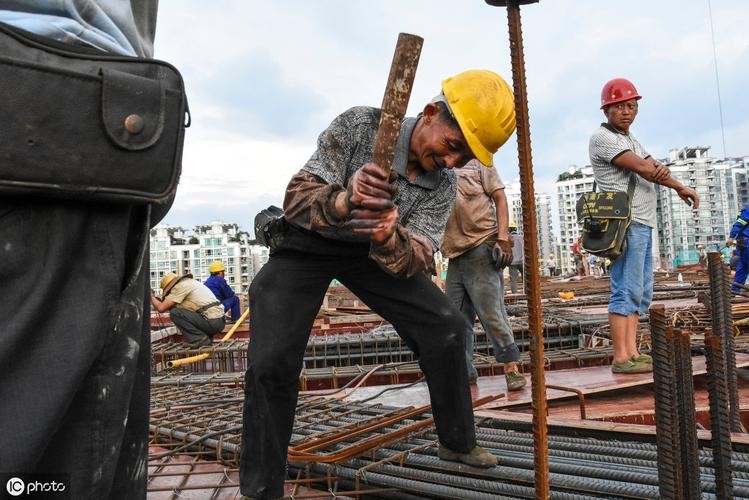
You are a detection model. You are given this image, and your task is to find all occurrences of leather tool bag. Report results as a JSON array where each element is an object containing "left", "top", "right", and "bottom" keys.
[
  {"left": 576, "top": 175, "right": 636, "bottom": 260},
  {"left": 0, "top": 22, "right": 188, "bottom": 204}
]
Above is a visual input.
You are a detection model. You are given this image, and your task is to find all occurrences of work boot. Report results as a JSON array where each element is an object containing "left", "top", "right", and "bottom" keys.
[
  {"left": 611, "top": 359, "right": 652, "bottom": 374},
  {"left": 438, "top": 444, "right": 498, "bottom": 467},
  {"left": 632, "top": 353, "right": 652, "bottom": 364},
  {"left": 505, "top": 370, "right": 527, "bottom": 391},
  {"left": 188, "top": 336, "right": 212, "bottom": 348}
]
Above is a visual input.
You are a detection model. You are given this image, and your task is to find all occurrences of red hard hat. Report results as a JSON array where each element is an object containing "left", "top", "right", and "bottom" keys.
[{"left": 600, "top": 78, "right": 641, "bottom": 109}]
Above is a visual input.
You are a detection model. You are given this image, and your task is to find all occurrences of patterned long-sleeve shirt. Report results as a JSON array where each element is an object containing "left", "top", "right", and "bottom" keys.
[{"left": 283, "top": 106, "right": 457, "bottom": 278}]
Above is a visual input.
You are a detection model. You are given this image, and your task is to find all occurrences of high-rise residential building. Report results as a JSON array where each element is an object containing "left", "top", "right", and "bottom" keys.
[
  {"left": 504, "top": 178, "right": 555, "bottom": 266},
  {"left": 656, "top": 146, "right": 749, "bottom": 268},
  {"left": 554, "top": 165, "right": 594, "bottom": 274},
  {"left": 149, "top": 222, "right": 269, "bottom": 293}
]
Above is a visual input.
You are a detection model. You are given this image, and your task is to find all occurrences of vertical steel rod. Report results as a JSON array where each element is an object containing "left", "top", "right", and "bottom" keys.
[
  {"left": 675, "top": 328, "right": 701, "bottom": 499},
  {"left": 649, "top": 304, "right": 682, "bottom": 499},
  {"left": 504, "top": 1, "right": 548, "bottom": 496}
]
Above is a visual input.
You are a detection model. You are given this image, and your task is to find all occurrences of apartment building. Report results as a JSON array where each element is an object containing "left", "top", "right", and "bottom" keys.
[
  {"left": 504, "top": 179, "right": 555, "bottom": 266},
  {"left": 149, "top": 222, "right": 270, "bottom": 294},
  {"left": 555, "top": 165, "right": 594, "bottom": 274},
  {"left": 656, "top": 146, "right": 749, "bottom": 268}
]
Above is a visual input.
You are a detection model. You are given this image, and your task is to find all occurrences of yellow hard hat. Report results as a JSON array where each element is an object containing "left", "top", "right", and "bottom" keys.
[
  {"left": 209, "top": 260, "right": 225, "bottom": 273},
  {"left": 160, "top": 272, "right": 179, "bottom": 296},
  {"left": 441, "top": 69, "right": 516, "bottom": 167}
]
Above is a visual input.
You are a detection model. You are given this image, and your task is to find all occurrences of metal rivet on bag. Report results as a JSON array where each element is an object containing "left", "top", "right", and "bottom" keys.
[{"left": 124, "top": 114, "right": 144, "bottom": 134}]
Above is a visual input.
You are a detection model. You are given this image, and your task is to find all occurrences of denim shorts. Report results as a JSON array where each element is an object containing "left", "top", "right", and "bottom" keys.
[{"left": 608, "top": 221, "right": 654, "bottom": 316}]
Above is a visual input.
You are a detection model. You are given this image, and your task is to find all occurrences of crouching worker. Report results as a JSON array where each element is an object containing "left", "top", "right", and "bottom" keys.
[
  {"left": 240, "top": 69, "right": 517, "bottom": 499},
  {"left": 205, "top": 260, "right": 242, "bottom": 321},
  {"left": 151, "top": 272, "right": 226, "bottom": 347}
]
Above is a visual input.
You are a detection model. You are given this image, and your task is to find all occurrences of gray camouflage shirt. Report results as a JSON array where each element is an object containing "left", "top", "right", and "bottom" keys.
[{"left": 301, "top": 106, "right": 457, "bottom": 251}]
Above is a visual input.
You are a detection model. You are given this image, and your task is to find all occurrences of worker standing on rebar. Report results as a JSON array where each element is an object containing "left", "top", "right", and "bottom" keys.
[
  {"left": 507, "top": 225, "right": 524, "bottom": 293},
  {"left": 0, "top": 1, "right": 173, "bottom": 498},
  {"left": 729, "top": 205, "right": 749, "bottom": 292},
  {"left": 205, "top": 260, "right": 242, "bottom": 321},
  {"left": 441, "top": 160, "right": 526, "bottom": 391},
  {"left": 590, "top": 78, "right": 699, "bottom": 374},
  {"left": 240, "top": 70, "right": 517, "bottom": 499},
  {"left": 151, "top": 272, "right": 226, "bottom": 348}
]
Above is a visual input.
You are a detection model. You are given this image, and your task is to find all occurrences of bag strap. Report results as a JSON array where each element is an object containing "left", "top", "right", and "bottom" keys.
[{"left": 591, "top": 172, "right": 637, "bottom": 198}]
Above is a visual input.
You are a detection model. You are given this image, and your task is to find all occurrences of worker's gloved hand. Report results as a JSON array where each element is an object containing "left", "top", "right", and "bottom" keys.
[
  {"left": 491, "top": 240, "right": 513, "bottom": 269},
  {"left": 344, "top": 163, "right": 398, "bottom": 214},
  {"left": 347, "top": 207, "right": 399, "bottom": 247}
]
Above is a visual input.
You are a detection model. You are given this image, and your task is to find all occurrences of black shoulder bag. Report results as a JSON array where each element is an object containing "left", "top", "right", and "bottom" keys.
[
  {"left": 0, "top": 22, "right": 188, "bottom": 205},
  {"left": 576, "top": 175, "right": 636, "bottom": 260}
]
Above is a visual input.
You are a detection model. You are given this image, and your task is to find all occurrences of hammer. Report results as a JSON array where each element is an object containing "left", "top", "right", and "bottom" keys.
[{"left": 346, "top": 32, "right": 423, "bottom": 235}]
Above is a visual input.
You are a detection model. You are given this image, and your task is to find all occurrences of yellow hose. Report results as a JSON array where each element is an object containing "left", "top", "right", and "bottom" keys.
[
  {"left": 166, "top": 353, "right": 209, "bottom": 369},
  {"left": 220, "top": 308, "right": 249, "bottom": 342}
]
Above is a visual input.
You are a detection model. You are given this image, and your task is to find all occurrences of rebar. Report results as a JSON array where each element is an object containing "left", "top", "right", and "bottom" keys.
[
  {"left": 705, "top": 331, "right": 735, "bottom": 499},
  {"left": 649, "top": 304, "right": 683, "bottom": 498}
]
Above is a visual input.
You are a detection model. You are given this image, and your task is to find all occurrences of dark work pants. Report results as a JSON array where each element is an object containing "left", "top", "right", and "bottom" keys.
[
  {"left": 170, "top": 308, "right": 226, "bottom": 342},
  {"left": 0, "top": 199, "right": 152, "bottom": 499},
  {"left": 240, "top": 250, "right": 476, "bottom": 499}
]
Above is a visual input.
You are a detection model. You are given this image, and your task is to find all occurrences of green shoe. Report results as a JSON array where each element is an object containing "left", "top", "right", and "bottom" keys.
[
  {"left": 611, "top": 359, "right": 653, "bottom": 374},
  {"left": 505, "top": 371, "right": 527, "bottom": 391},
  {"left": 438, "top": 444, "right": 498, "bottom": 467},
  {"left": 632, "top": 353, "right": 652, "bottom": 364}
]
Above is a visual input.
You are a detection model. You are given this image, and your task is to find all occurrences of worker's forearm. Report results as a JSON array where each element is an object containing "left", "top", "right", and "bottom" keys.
[{"left": 493, "top": 189, "right": 510, "bottom": 241}]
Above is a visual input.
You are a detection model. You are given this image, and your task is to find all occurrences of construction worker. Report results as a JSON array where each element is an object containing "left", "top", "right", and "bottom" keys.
[
  {"left": 441, "top": 159, "right": 526, "bottom": 391},
  {"left": 507, "top": 226, "right": 524, "bottom": 293},
  {"left": 730, "top": 205, "right": 749, "bottom": 292},
  {"left": 151, "top": 272, "right": 226, "bottom": 347},
  {"left": 697, "top": 244, "right": 707, "bottom": 266},
  {"left": 590, "top": 78, "right": 698, "bottom": 374},
  {"left": 240, "top": 69, "right": 516, "bottom": 499},
  {"left": 0, "top": 2, "right": 169, "bottom": 498},
  {"left": 205, "top": 260, "right": 242, "bottom": 321}
]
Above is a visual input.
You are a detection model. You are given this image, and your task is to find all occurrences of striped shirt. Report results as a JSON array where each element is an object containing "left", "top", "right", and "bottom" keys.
[{"left": 588, "top": 123, "right": 656, "bottom": 227}]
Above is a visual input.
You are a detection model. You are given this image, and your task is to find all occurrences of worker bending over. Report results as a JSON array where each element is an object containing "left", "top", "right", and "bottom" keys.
[
  {"left": 240, "top": 70, "right": 517, "bottom": 499},
  {"left": 151, "top": 272, "right": 226, "bottom": 347}
]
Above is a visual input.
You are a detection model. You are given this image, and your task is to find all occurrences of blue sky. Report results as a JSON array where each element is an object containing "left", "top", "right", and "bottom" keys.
[{"left": 152, "top": 0, "right": 749, "bottom": 235}]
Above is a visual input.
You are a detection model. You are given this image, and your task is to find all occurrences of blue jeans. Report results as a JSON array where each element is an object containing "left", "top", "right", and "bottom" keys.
[
  {"left": 608, "top": 222, "right": 653, "bottom": 316},
  {"left": 446, "top": 244, "right": 520, "bottom": 381}
]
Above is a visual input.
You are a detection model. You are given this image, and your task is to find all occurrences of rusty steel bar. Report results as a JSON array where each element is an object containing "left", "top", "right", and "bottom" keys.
[
  {"left": 675, "top": 328, "right": 701, "bottom": 499},
  {"left": 371, "top": 33, "right": 423, "bottom": 174},
  {"left": 708, "top": 252, "right": 744, "bottom": 433},
  {"left": 705, "top": 330, "right": 735, "bottom": 499},
  {"left": 545, "top": 384, "right": 586, "bottom": 420},
  {"left": 492, "top": 1, "right": 549, "bottom": 496},
  {"left": 649, "top": 304, "right": 683, "bottom": 499}
]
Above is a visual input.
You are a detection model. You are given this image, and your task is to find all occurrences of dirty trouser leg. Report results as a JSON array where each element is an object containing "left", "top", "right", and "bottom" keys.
[
  {"left": 240, "top": 253, "right": 334, "bottom": 499},
  {"left": 0, "top": 199, "right": 151, "bottom": 499},
  {"left": 340, "top": 259, "right": 476, "bottom": 454},
  {"left": 445, "top": 253, "right": 479, "bottom": 381},
  {"left": 507, "top": 265, "right": 520, "bottom": 294},
  {"left": 457, "top": 245, "right": 520, "bottom": 364},
  {"left": 170, "top": 308, "right": 225, "bottom": 342}
]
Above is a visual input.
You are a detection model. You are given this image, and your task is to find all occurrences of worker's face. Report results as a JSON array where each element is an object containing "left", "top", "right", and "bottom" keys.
[
  {"left": 604, "top": 98, "right": 639, "bottom": 133},
  {"left": 416, "top": 104, "right": 474, "bottom": 172}
]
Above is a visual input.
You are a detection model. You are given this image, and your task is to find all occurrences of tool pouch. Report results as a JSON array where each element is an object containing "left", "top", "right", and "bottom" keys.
[
  {"left": 575, "top": 176, "right": 636, "bottom": 260},
  {"left": 0, "top": 22, "right": 188, "bottom": 204}
]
